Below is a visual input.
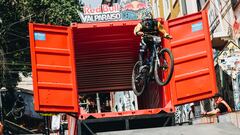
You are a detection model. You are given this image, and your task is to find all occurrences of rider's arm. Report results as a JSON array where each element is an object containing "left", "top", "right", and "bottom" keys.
[
  {"left": 158, "top": 22, "right": 171, "bottom": 38},
  {"left": 205, "top": 108, "right": 220, "bottom": 115},
  {"left": 134, "top": 23, "right": 144, "bottom": 36}
]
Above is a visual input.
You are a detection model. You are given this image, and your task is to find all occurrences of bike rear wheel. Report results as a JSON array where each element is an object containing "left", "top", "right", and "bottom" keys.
[
  {"left": 154, "top": 48, "right": 174, "bottom": 86},
  {"left": 132, "top": 61, "right": 147, "bottom": 96}
]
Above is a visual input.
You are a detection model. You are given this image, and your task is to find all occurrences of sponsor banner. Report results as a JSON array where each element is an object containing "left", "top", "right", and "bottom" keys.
[
  {"left": 78, "top": 0, "right": 151, "bottom": 23},
  {"left": 80, "top": 12, "right": 121, "bottom": 22}
]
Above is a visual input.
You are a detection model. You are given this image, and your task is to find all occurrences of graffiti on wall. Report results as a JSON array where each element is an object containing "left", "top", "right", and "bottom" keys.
[
  {"left": 113, "top": 91, "right": 138, "bottom": 112},
  {"left": 78, "top": 0, "right": 151, "bottom": 23},
  {"left": 175, "top": 103, "right": 195, "bottom": 123},
  {"left": 217, "top": 41, "right": 240, "bottom": 79},
  {"left": 233, "top": 74, "right": 240, "bottom": 111}
]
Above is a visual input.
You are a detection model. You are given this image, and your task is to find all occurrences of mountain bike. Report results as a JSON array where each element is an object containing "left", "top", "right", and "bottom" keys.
[{"left": 132, "top": 34, "right": 174, "bottom": 96}]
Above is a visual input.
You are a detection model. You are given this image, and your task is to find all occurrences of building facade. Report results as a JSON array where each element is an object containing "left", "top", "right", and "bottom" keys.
[
  {"left": 159, "top": 0, "right": 240, "bottom": 122},
  {"left": 151, "top": 0, "right": 181, "bottom": 19},
  {"left": 153, "top": 0, "right": 207, "bottom": 20}
]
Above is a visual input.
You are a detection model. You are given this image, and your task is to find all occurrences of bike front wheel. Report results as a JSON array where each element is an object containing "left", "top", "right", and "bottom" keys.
[
  {"left": 132, "top": 61, "right": 147, "bottom": 96},
  {"left": 154, "top": 48, "right": 174, "bottom": 86}
]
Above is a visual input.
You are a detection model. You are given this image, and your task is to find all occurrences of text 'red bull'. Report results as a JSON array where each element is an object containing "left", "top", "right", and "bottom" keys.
[{"left": 84, "top": 4, "right": 121, "bottom": 15}]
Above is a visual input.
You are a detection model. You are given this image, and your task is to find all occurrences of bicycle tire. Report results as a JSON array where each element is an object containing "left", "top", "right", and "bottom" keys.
[
  {"left": 132, "top": 61, "right": 147, "bottom": 96},
  {"left": 154, "top": 48, "right": 174, "bottom": 86}
]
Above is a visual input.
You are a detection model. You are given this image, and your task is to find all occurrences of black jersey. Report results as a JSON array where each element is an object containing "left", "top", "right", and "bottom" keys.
[{"left": 217, "top": 102, "right": 228, "bottom": 113}]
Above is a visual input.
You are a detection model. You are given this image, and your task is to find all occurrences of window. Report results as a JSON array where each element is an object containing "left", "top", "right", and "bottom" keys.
[
  {"left": 179, "top": 0, "right": 198, "bottom": 16},
  {"left": 163, "top": 0, "right": 171, "bottom": 19},
  {"left": 179, "top": 0, "right": 187, "bottom": 16},
  {"left": 231, "top": 0, "right": 239, "bottom": 7},
  {"left": 197, "top": 0, "right": 207, "bottom": 11}
]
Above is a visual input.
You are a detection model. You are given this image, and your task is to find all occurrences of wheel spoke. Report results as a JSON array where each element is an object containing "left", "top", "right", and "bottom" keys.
[
  {"left": 132, "top": 61, "right": 146, "bottom": 96},
  {"left": 154, "top": 48, "right": 174, "bottom": 86}
]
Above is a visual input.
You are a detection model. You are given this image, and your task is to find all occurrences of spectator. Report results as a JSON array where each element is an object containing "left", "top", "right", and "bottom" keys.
[
  {"left": 203, "top": 93, "right": 232, "bottom": 115},
  {"left": 87, "top": 98, "right": 97, "bottom": 113}
]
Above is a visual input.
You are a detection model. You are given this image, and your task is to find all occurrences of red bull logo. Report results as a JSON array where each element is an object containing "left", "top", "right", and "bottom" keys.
[
  {"left": 84, "top": 4, "right": 121, "bottom": 14},
  {"left": 123, "top": 1, "right": 146, "bottom": 11}
]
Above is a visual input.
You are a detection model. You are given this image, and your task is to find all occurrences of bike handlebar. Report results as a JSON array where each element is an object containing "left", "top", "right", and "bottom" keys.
[{"left": 143, "top": 34, "right": 172, "bottom": 40}]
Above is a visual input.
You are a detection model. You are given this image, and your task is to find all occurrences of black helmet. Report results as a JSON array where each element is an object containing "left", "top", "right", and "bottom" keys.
[{"left": 142, "top": 10, "right": 153, "bottom": 20}]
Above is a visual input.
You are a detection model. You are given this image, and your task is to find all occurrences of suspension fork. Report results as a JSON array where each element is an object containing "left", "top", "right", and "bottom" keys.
[
  {"left": 155, "top": 47, "right": 160, "bottom": 66},
  {"left": 149, "top": 44, "right": 157, "bottom": 74}
]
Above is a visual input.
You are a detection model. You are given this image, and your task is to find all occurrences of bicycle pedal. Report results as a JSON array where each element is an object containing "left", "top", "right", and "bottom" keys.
[
  {"left": 135, "top": 79, "right": 140, "bottom": 83},
  {"left": 141, "top": 68, "right": 147, "bottom": 73},
  {"left": 141, "top": 66, "right": 149, "bottom": 73}
]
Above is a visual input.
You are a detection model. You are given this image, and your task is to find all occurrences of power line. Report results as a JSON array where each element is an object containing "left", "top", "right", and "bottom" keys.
[
  {"left": 4, "top": 14, "right": 34, "bottom": 29},
  {"left": 4, "top": 67, "right": 31, "bottom": 69},
  {"left": 2, "top": 61, "right": 31, "bottom": 64},
  {"left": 10, "top": 28, "right": 28, "bottom": 36},
  {"left": 8, "top": 71, "right": 31, "bottom": 73},
  {"left": 0, "top": 14, "right": 34, "bottom": 35},
  {"left": 3, "top": 47, "right": 30, "bottom": 55},
  {"left": 6, "top": 37, "right": 25, "bottom": 43},
  {"left": 6, "top": 68, "right": 32, "bottom": 70},
  {"left": 6, "top": 32, "right": 29, "bottom": 40},
  {"left": 0, "top": 62, "right": 31, "bottom": 66}
]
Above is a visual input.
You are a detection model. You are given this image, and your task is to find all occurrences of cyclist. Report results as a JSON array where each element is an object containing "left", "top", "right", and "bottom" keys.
[{"left": 134, "top": 11, "right": 172, "bottom": 73}]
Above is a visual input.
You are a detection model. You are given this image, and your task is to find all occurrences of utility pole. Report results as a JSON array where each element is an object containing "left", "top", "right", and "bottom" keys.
[
  {"left": 96, "top": 93, "right": 101, "bottom": 113},
  {"left": 0, "top": 49, "right": 5, "bottom": 123},
  {"left": 44, "top": 116, "right": 50, "bottom": 135}
]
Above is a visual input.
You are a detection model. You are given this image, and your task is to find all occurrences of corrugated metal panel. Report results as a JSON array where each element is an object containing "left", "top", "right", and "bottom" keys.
[
  {"left": 29, "top": 23, "right": 79, "bottom": 113},
  {"left": 164, "top": 11, "right": 218, "bottom": 105},
  {"left": 71, "top": 21, "right": 140, "bottom": 93}
]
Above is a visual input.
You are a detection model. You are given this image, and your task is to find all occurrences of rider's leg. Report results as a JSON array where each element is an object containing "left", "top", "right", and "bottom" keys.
[
  {"left": 149, "top": 44, "right": 155, "bottom": 80},
  {"left": 139, "top": 40, "right": 147, "bottom": 66},
  {"left": 149, "top": 44, "right": 154, "bottom": 66},
  {"left": 139, "top": 40, "right": 148, "bottom": 73}
]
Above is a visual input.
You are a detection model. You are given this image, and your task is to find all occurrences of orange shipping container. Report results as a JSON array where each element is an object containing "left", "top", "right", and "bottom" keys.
[{"left": 29, "top": 11, "right": 217, "bottom": 115}]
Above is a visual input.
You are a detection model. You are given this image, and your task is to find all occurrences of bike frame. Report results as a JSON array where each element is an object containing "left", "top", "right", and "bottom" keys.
[{"left": 144, "top": 37, "right": 162, "bottom": 77}]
